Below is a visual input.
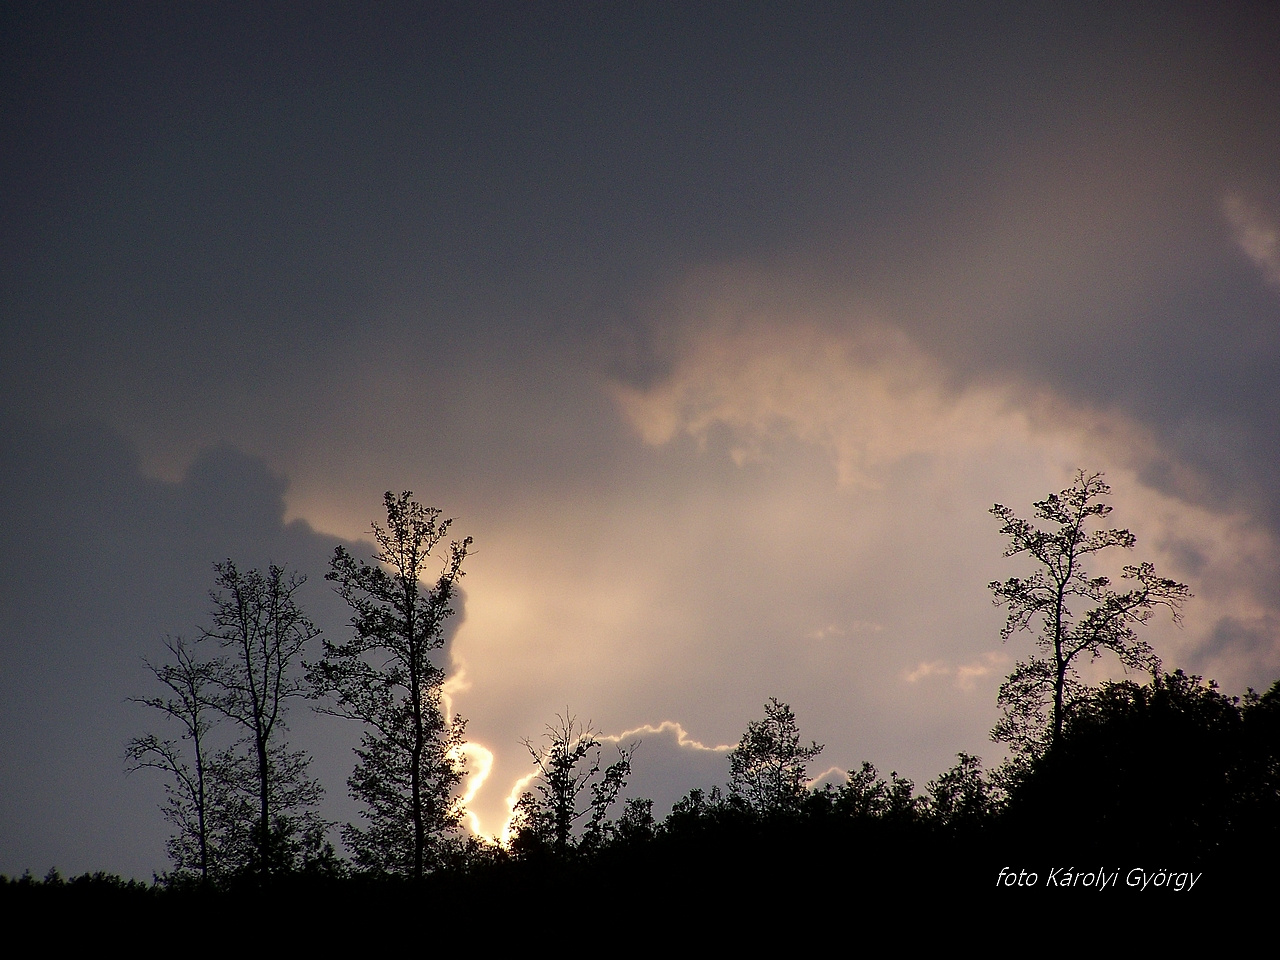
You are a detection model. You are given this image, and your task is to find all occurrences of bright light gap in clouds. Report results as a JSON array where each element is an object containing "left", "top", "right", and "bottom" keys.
[{"left": 441, "top": 212, "right": 1280, "bottom": 838}]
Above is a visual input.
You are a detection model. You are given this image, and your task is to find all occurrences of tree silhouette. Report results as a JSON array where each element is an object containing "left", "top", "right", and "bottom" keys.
[
  {"left": 1002, "top": 669, "right": 1271, "bottom": 860},
  {"left": 126, "top": 636, "right": 222, "bottom": 882},
  {"left": 201, "top": 561, "right": 325, "bottom": 878},
  {"left": 924, "top": 753, "right": 991, "bottom": 829},
  {"left": 309, "top": 492, "right": 471, "bottom": 878},
  {"left": 128, "top": 565, "right": 326, "bottom": 885},
  {"left": 989, "top": 470, "right": 1190, "bottom": 758},
  {"left": 511, "top": 713, "right": 637, "bottom": 858},
  {"left": 728, "top": 698, "right": 823, "bottom": 817},
  {"left": 829, "top": 761, "right": 920, "bottom": 824},
  {"left": 1238, "top": 679, "right": 1280, "bottom": 849}
]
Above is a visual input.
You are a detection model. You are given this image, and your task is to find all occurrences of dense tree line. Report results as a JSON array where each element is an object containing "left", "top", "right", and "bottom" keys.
[{"left": 8, "top": 475, "right": 1277, "bottom": 914}]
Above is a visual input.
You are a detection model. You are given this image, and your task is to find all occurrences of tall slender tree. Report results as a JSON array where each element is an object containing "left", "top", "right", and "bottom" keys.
[
  {"left": 989, "top": 470, "right": 1191, "bottom": 759},
  {"left": 309, "top": 492, "right": 472, "bottom": 879},
  {"left": 127, "top": 636, "right": 221, "bottom": 882},
  {"left": 201, "top": 561, "right": 325, "bottom": 878}
]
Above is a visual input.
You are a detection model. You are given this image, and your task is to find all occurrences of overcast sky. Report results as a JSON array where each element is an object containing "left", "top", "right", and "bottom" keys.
[{"left": 3, "top": 1, "right": 1279, "bottom": 880}]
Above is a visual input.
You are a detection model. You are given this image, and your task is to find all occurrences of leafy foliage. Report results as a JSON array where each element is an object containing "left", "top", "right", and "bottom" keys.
[
  {"left": 828, "top": 762, "right": 921, "bottom": 824},
  {"left": 728, "top": 698, "right": 823, "bottom": 816},
  {"left": 1005, "top": 669, "right": 1280, "bottom": 860},
  {"left": 340, "top": 689, "right": 465, "bottom": 874},
  {"left": 924, "top": 753, "right": 993, "bottom": 829},
  {"left": 611, "top": 797, "right": 657, "bottom": 846}
]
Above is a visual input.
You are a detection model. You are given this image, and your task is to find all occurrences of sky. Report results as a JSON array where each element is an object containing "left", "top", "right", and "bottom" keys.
[{"left": 2, "top": 1, "right": 1279, "bottom": 880}]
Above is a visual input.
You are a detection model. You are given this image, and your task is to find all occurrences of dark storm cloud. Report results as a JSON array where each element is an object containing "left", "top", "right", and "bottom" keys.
[
  {"left": 9, "top": 0, "right": 1275, "bottom": 525},
  {"left": 6, "top": 3, "right": 1266, "bottom": 356}
]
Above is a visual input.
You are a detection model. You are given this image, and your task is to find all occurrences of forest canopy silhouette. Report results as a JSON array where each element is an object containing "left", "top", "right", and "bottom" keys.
[{"left": 6, "top": 477, "right": 1278, "bottom": 915}]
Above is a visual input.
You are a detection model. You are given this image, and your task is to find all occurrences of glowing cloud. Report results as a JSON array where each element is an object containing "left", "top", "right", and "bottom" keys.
[
  {"left": 1224, "top": 193, "right": 1280, "bottom": 288},
  {"left": 605, "top": 283, "right": 1280, "bottom": 697},
  {"left": 599, "top": 720, "right": 734, "bottom": 753},
  {"left": 612, "top": 316, "right": 975, "bottom": 489}
]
